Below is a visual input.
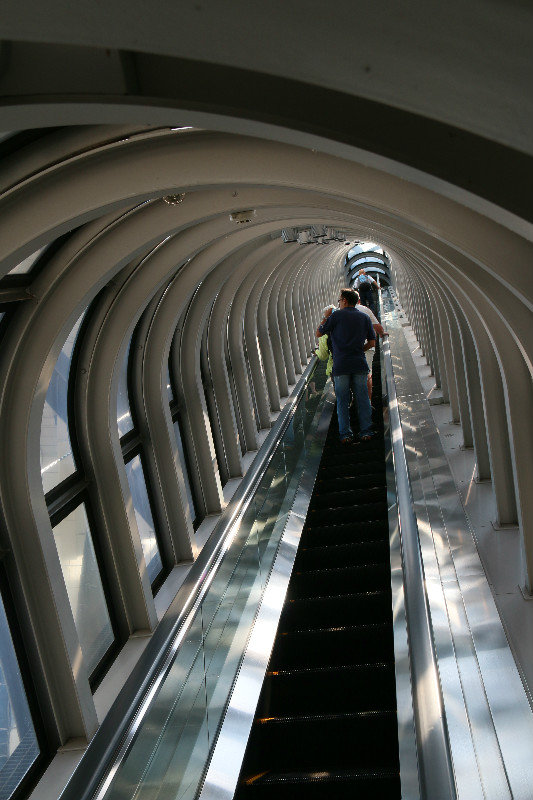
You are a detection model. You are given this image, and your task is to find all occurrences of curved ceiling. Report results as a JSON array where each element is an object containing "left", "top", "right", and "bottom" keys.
[
  {"left": 1, "top": 10, "right": 533, "bottom": 794},
  {"left": 3, "top": 0, "right": 532, "bottom": 153},
  {"left": 1, "top": 124, "right": 531, "bottom": 402},
  {"left": 1, "top": 0, "right": 532, "bottom": 235}
]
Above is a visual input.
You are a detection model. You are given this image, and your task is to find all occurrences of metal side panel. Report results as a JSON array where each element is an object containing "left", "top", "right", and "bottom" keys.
[
  {"left": 198, "top": 390, "right": 335, "bottom": 800},
  {"left": 381, "top": 324, "right": 456, "bottom": 799},
  {"left": 61, "top": 360, "right": 320, "bottom": 800},
  {"left": 385, "top": 290, "right": 533, "bottom": 800},
  {"left": 384, "top": 406, "right": 421, "bottom": 800}
]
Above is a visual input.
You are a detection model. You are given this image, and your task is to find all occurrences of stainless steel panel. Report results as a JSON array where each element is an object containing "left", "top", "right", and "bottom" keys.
[
  {"left": 382, "top": 327, "right": 457, "bottom": 800},
  {"left": 386, "top": 290, "right": 533, "bottom": 800},
  {"left": 387, "top": 503, "right": 420, "bottom": 799},
  {"left": 198, "top": 388, "right": 335, "bottom": 800},
  {"left": 62, "top": 360, "right": 320, "bottom": 800}
]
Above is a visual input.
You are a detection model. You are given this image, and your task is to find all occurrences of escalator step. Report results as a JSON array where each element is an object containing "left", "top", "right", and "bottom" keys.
[
  {"left": 302, "top": 519, "right": 389, "bottom": 544},
  {"left": 318, "top": 461, "right": 385, "bottom": 478},
  {"left": 323, "top": 426, "right": 377, "bottom": 440},
  {"left": 289, "top": 562, "right": 392, "bottom": 598},
  {"left": 309, "top": 486, "right": 387, "bottom": 509},
  {"left": 269, "top": 623, "right": 394, "bottom": 669},
  {"left": 280, "top": 589, "right": 392, "bottom": 629},
  {"left": 245, "top": 711, "right": 400, "bottom": 773},
  {"left": 260, "top": 662, "right": 397, "bottom": 716},
  {"left": 236, "top": 768, "right": 400, "bottom": 799},
  {"left": 295, "top": 540, "right": 389, "bottom": 570},
  {"left": 307, "top": 501, "right": 388, "bottom": 525},
  {"left": 235, "top": 362, "right": 399, "bottom": 799},
  {"left": 318, "top": 448, "right": 383, "bottom": 467},
  {"left": 313, "top": 473, "right": 385, "bottom": 493},
  {"left": 318, "top": 444, "right": 383, "bottom": 463}
]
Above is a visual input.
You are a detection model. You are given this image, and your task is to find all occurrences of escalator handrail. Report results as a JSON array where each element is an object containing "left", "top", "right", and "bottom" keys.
[
  {"left": 381, "top": 298, "right": 457, "bottom": 800},
  {"left": 61, "top": 357, "right": 318, "bottom": 800}
]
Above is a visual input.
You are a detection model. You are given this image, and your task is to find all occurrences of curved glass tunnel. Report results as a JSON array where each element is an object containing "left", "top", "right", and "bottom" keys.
[{"left": 0, "top": 5, "right": 533, "bottom": 798}]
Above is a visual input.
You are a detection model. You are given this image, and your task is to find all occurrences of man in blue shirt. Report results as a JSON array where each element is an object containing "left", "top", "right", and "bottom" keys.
[{"left": 317, "top": 288, "right": 375, "bottom": 443}]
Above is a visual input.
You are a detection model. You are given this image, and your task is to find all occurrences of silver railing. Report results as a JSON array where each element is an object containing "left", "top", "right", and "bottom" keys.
[
  {"left": 62, "top": 358, "right": 321, "bottom": 800},
  {"left": 380, "top": 291, "right": 457, "bottom": 800},
  {"left": 198, "top": 383, "right": 336, "bottom": 800}
]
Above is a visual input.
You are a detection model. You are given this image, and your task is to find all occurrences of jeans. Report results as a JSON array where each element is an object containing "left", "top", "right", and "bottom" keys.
[
  {"left": 360, "top": 294, "right": 377, "bottom": 316},
  {"left": 333, "top": 372, "right": 373, "bottom": 439}
]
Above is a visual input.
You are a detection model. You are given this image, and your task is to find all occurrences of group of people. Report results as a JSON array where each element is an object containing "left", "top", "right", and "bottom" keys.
[{"left": 315, "top": 269, "right": 387, "bottom": 444}]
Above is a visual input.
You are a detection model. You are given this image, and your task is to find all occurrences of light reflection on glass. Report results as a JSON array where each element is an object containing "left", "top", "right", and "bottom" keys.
[
  {"left": 53, "top": 504, "right": 114, "bottom": 676},
  {"left": 40, "top": 311, "right": 85, "bottom": 494},
  {"left": 117, "top": 337, "right": 134, "bottom": 438},
  {"left": 165, "top": 364, "right": 174, "bottom": 404},
  {"left": 98, "top": 361, "right": 329, "bottom": 799},
  {"left": 172, "top": 420, "right": 197, "bottom": 523},
  {"left": 0, "top": 594, "right": 40, "bottom": 797},
  {"left": 125, "top": 455, "right": 163, "bottom": 584}
]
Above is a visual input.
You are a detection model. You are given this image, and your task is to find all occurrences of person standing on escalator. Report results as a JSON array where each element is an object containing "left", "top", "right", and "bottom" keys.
[
  {"left": 354, "top": 268, "right": 379, "bottom": 315},
  {"left": 315, "top": 304, "right": 336, "bottom": 380},
  {"left": 355, "top": 296, "right": 388, "bottom": 401},
  {"left": 316, "top": 288, "right": 375, "bottom": 444}
]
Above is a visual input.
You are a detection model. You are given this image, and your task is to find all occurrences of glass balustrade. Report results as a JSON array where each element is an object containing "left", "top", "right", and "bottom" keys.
[{"left": 100, "top": 360, "right": 328, "bottom": 800}]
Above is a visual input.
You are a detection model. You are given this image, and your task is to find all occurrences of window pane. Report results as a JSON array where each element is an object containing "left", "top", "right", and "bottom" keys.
[
  {"left": 172, "top": 420, "right": 197, "bottom": 523},
  {"left": 40, "top": 312, "right": 85, "bottom": 495},
  {"left": 0, "top": 594, "right": 40, "bottom": 798},
  {"left": 117, "top": 337, "right": 134, "bottom": 438},
  {"left": 125, "top": 456, "right": 163, "bottom": 584},
  {"left": 8, "top": 247, "right": 48, "bottom": 276},
  {"left": 53, "top": 505, "right": 114, "bottom": 677},
  {"left": 347, "top": 241, "right": 381, "bottom": 260}
]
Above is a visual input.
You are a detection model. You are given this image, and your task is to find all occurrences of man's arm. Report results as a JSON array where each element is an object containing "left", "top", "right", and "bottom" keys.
[
  {"left": 374, "top": 322, "right": 388, "bottom": 337},
  {"left": 363, "top": 306, "right": 388, "bottom": 337},
  {"left": 316, "top": 307, "right": 334, "bottom": 338},
  {"left": 363, "top": 315, "right": 376, "bottom": 352}
]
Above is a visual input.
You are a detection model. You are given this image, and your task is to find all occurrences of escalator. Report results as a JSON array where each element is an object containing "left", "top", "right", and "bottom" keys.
[
  {"left": 64, "top": 298, "right": 455, "bottom": 800},
  {"left": 235, "top": 353, "right": 401, "bottom": 798}
]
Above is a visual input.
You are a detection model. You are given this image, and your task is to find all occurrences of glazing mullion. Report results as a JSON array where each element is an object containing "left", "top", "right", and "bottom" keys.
[
  {"left": 170, "top": 411, "right": 198, "bottom": 528},
  {"left": 168, "top": 331, "right": 203, "bottom": 529},
  {"left": 122, "top": 317, "right": 168, "bottom": 590},
  {"left": 41, "top": 302, "right": 121, "bottom": 691}
]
